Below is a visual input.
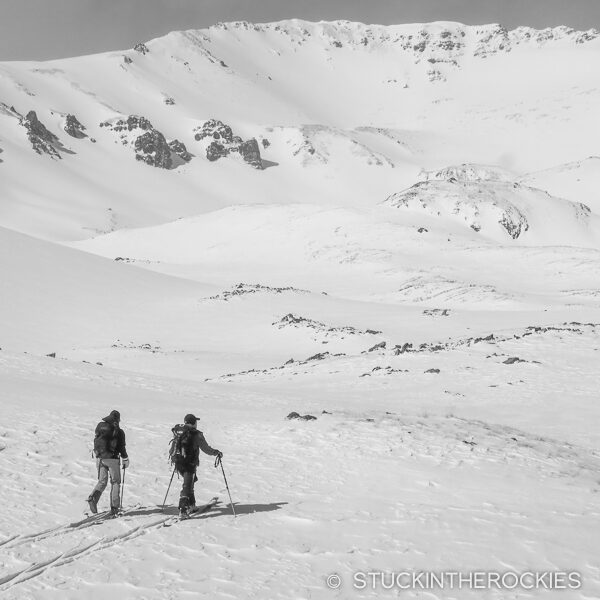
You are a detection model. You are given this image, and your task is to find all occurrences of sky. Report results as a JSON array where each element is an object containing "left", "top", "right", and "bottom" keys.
[{"left": 1, "top": 0, "right": 600, "bottom": 61}]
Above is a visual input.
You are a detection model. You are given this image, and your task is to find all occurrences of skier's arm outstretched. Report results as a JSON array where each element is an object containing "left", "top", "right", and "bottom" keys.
[{"left": 197, "top": 431, "right": 222, "bottom": 457}]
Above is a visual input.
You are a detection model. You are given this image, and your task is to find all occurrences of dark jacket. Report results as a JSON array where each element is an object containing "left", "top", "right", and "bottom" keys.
[
  {"left": 94, "top": 416, "right": 128, "bottom": 459},
  {"left": 179, "top": 427, "right": 219, "bottom": 471},
  {"left": 193, "top": 429, "right": 219, "bottom": 463}
]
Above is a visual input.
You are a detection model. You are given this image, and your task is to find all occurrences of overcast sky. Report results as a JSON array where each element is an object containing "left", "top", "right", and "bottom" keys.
[{"left": 2, "top": 0, "right": 600, "bottom": 61}]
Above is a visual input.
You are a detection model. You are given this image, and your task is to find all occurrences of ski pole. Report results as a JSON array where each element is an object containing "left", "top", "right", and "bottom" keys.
[
  {"left": 215, "top": 455, "right": 236, "bottom": 517},
  {"left": 162, "top": 466, "right": 177, "bottom": 511},
  {"left": 120, "top": 467, "right": 126, "bottom": 511}
]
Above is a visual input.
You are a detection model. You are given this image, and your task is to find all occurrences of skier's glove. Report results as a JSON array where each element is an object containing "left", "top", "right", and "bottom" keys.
[
  {"left": 122, "top": 457, "right": 130, "bottom": 469},
  {"left": 216, "top": 451, "right": 223, "bottom": 460}
]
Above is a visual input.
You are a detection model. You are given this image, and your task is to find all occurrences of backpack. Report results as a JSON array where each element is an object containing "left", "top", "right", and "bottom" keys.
[
  {"left": 168, "top": 424, "right": 196, "bottom": 470},
  {"left": 94, "top": 420, "right": 118, "bottom": 457}
]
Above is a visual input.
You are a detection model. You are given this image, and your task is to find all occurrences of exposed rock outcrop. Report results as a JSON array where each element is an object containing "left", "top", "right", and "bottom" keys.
[
  {"left": 63, "top": 114, "right": 87, "bottom": 138},
  {"left": 134, "top": 130, "right": 173, "bottom": 168},
  {"left": 194, "top": 119, "right": 234, "bottom": 142},
  {"left": 194, "top": 119, "right": 263, "bottom": 169},
  {"left": 210, "top": 21, "right": 599, "bottom": 87},
  {"left": 20, "top": 111, "right": 61, "bottom": 158},
  {"left": 206, "top": 141, "right": 227, "bottom": 162},
  {"left": 100, "top": 115, "right": 191, "bottom": 169},
  {"left": 237, "top": 138, "right": 263, "bottom": 169},
  {"left": 168, "top": 139, "right": 192, "bottom": 162},
  {"left": 367, "top": 341, "right": 387, "bottom": 352}
]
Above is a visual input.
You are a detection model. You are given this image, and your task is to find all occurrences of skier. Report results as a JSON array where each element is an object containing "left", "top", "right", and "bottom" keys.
[
  {"left": 174, "top": 413, "right": 222, "bottom": 519},
  {"left": 87, "top": 409, "right": 129, "bottom": 516}
]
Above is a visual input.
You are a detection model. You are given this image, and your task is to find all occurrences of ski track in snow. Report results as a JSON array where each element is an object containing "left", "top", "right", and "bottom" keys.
[
  {"left": 1, "top": 322, "right": 599, "bottom": 598},
  {"left": 0, "top": 500, "right": 220, "bottom": 592}
]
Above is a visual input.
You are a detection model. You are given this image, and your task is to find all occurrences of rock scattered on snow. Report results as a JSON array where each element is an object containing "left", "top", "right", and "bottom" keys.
[
  {"left": 503, "top": 356, "right": 526, "bottom": 364},
  {"left": 207, "top": 283, "right": 309, "bottom": 301},
  {"left": 274, "top": 313, "right": 381, "bottom": 338},
  {"left": 286, "top": 412, "right": 317, "bottom": 421},
  {"left": 111, "top": 341, "right": 162, "bottom": 353},
  {"left": 393, "top": 343, "right": 413, "bottom": 355},
  {"left": 423, "top": 308, "right": 450, "bottom": 317},
  {"left": 367, "top": 341, "right": 386, "bottom": 352},
  {"left": 425, "top": 368, "right": 441, "bottom": 373},
  {"left": 387, "top": 324, "right": 597, "bottom": 360}
]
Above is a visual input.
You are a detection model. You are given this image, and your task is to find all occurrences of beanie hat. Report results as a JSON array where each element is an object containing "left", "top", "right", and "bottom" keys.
[{"left": 103, "top": 410, "right": 121, "bottom": 423}]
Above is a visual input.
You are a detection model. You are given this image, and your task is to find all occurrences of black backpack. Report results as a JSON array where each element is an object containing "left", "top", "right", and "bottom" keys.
[
  {"left": 168, "top": 424, "right": 196, "bottom": 470},
  {"left": 94, "top": 420, "right": 118, "bottom": 457}
]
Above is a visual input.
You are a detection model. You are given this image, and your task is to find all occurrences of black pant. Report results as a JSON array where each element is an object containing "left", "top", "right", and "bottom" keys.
[{"left": 178, "top": 469, "right": 198, "bottom": 510}]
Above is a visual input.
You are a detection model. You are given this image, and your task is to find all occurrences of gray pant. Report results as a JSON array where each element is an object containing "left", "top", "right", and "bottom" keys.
[{"left": 92, "top": 458, "right": 121, "bottom": 508}]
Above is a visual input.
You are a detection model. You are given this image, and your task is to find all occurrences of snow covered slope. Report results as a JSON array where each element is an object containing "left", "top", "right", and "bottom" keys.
[
  {"left": 1, "top": 322, "right": 599, "bottom": 599},
  {"left": 384, "top": 180, "right": 600, "bottom": 245},
  {"left": 0, "top": 225, "right": 213, "bottom": 353},
  {"left": 520, "top": 156, "right": 600, "bottom": 214},
  {"left": 1, "top": 19, "right": 600, "bottom": 600},
  {"left": 1, "top": 20, "right": 600, "bottom": 240}
]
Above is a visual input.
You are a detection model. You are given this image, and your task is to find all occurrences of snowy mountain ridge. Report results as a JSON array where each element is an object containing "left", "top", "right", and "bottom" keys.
[
  {"left": 196, "top": 19, "right": 600, "bottom": 52},
  {"left": 1, "top": 17, "right": 599, "bottom": 244}
]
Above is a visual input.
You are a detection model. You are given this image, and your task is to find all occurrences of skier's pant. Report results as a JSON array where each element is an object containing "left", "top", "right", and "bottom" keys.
[
  {"left": 92, "top": 458, "right": 121, "bottom": 508},
  {"left": 179, "top": 469, "right": 197, "bottom": 510}
]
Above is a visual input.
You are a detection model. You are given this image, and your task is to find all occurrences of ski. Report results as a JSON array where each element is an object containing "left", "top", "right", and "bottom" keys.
[
  {"left": 83, "top": 501, "right": 142, "bottom": 521},
  {"left": 163, "top": 496, "right": 219, "bottom": 526}
]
